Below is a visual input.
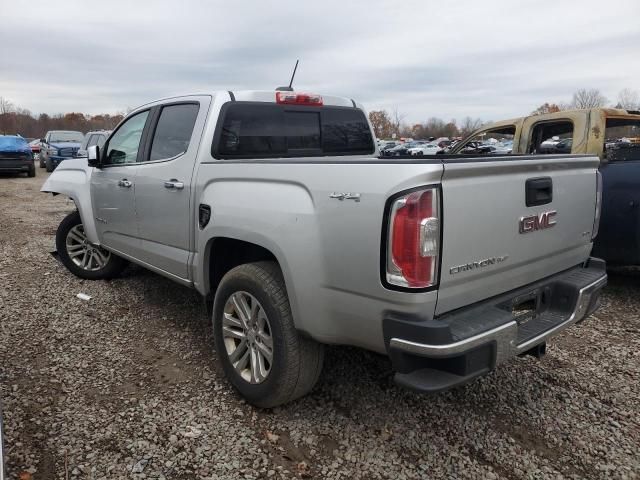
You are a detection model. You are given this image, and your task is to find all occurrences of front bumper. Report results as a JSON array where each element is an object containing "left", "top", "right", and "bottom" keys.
[
  {"left": 385, "top": 257, "right": 607, "bottom": 393},
  {"left": 0, "top": 161, "right": 32, "bottom": 173}
]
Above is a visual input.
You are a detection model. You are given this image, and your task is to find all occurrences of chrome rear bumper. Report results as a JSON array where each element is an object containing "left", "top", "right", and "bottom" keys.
[{"left": 385, "top": 257, "right": 607, "bottom": 392}]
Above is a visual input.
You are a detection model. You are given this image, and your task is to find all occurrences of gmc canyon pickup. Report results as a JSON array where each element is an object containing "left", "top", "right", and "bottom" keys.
[{"left": 42, "top": 90, "right": 607, "bottom": 407}]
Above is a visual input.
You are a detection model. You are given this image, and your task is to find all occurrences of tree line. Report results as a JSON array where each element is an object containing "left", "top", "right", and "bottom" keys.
[
  {"left": 530, "top": 88, "right": 640, "bottom": 115},
  {"left": 0, "top": 97, "right": 125, "bottom": 139},
  {"left": 370, "top": 87, "right": 640, "bottom": 140},
  {"left": 3, "top": 86, "right": 639, "bottom": 141}
]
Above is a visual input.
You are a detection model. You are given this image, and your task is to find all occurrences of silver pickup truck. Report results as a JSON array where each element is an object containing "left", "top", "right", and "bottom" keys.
[{"left": 42, "top": 90, "right": 607, "bottom": 407}]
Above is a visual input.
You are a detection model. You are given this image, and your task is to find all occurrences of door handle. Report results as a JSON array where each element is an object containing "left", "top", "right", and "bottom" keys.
[
  {"left": 525, "top": 177, "right": 552, "bottom": 207},
  {"left": 118, "top": 179, "right": 132, "bottom": 188},
  {"left": 164, "top": 179, "right": 184, "bottom": 190}
]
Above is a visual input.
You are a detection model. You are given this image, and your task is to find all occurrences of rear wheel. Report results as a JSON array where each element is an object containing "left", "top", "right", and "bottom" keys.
[
  {"left": 56, "top": 211, "right": 127, "bottom": 280},
  {"left": 213, "top": 261, "right": 324, "bottom": 408}
]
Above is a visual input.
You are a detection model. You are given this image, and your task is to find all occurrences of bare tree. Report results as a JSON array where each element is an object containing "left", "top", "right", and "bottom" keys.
[
  {"left": 616, "top": 88, "right": 640, "bottom": 110},
  {"left": 571, "top": 89, "right": 607, "bottom": 109},
  {"left": 459, "top": 117, "right": 484, "bottom": 137},
  {"left": 0, "top": 97, "right": 14, "bottom": 114},
  {"left": 391, "top": 108, "right": 405, "bottom": 137}
]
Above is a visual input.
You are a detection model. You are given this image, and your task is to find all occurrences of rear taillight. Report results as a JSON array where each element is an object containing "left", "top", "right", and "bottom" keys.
[
  {"left": 592, "top": 171, "right": 603, "bottom": 240},
  {"left": 275, "top": 91, "right": 323, "bottom": 106},
  {"left": 386, "top": 187, "right": 440, "bottom": 289}
]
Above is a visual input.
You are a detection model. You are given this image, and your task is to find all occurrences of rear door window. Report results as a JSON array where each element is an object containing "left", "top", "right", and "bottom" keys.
[
  {"left": 214, "top": 103, "right": 374, "bottom": 158},
  {"left": 149, "top": 103, "right": 200, "bottom": 161},
  {"left": 528, "top": 121, "right": 574, "bottom": 154}
]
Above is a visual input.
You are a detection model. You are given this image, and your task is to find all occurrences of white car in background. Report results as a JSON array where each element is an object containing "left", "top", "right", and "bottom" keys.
[{"left": 408, "top": 143, "right": 441, "bottom": 155}]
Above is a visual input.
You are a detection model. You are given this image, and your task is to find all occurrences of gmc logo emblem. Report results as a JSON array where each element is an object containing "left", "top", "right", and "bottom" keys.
[{"left": 519, "top": 210, "right": 557, "bottom": 234}]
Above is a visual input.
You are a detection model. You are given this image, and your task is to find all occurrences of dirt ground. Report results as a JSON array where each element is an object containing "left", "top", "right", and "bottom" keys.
[{"left": 0, "top": 169, "right": 638, "bottom": 479}]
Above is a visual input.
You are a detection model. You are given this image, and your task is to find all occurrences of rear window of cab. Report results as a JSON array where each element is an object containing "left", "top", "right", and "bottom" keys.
[{"left": 212, "top": 102, "right": 375, "bottom": 159}]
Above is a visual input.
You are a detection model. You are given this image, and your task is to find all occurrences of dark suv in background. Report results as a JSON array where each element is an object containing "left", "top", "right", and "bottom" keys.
[{"left": 0, "top": 135, "right": 35, "bottom": 177}]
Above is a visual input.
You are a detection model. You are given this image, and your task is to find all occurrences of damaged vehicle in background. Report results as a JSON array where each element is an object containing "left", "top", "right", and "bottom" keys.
[
  {"left": 448, "top": 107, "right": 640, "bottom": 266},
  {"left": 42, "top": 90, "right": 606, "bottom": 408}
]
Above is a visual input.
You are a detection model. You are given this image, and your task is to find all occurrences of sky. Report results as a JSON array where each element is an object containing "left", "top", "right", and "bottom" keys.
[{"left": 1, "top": 0, "right": 639, "bottom": 124}]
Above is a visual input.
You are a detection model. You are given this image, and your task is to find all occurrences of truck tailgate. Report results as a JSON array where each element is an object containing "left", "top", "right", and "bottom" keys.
[{"left": 435, "top": 155, "right": 600, "bottom": 315}]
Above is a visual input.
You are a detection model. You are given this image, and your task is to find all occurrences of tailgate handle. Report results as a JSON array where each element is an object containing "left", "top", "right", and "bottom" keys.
[{"left": 525, "top": 177, "right": 552, "bottom": 207}]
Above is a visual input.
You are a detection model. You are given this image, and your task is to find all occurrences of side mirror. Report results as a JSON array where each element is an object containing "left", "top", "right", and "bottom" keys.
[
  {"left": 40, "top": 138, "right": 46, "bottom": 143},
  {"left": 87, "top": 145, "right": 102, "bottom": 168}
]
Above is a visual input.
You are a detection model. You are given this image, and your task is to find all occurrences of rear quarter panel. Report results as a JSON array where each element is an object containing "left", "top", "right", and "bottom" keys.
[{"left": 193, "top": 160, "right": 444, "bottom": 353}]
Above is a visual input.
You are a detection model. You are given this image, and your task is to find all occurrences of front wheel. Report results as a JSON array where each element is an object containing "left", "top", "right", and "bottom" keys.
[
  {"left": 55, "top": 211, "right": 127, "bottom": 280},
  {"left": 213, "top": 262, "right": 324, "bottom": 408},
  {"left": 27, "top": 163, "right": 36, "bottom": 177},
  {"left": 45, "top": 158, "right": 54, "bottom": 172}
]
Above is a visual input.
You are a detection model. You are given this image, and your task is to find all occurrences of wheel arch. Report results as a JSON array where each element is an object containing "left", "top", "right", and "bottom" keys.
[
  {"left": 203, "top": 236, "right": 281, "bottom": 298},
  {"left": 200, "top": 235, "right": 303, "bottom": 328},
  {"left": 40, "top": 159, "right": 99, "bottom": 244}
]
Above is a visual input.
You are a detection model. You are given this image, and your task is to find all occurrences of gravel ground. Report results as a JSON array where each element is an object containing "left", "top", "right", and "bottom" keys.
[{"left": 0, "top": 170, "right": 639, "bottom": 480}]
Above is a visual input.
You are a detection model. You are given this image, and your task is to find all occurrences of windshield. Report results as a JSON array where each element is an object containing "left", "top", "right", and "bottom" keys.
[{"left": 50, "top": 132, "right": 84, "bottom": 143}]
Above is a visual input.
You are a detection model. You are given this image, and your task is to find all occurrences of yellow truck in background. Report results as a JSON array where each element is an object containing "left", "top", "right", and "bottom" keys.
[{"left": 450, "top": 108, "right": 640, "bottom": 265}]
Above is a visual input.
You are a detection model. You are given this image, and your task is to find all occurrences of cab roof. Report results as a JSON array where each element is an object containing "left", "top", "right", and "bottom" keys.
[{"left": 137, "top": 90, "right": 358, "bottom": 110}]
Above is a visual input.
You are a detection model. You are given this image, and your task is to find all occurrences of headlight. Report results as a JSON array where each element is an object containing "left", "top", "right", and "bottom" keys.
[{"left": 48, "top": 148, "right": 58, "bottom": 156}]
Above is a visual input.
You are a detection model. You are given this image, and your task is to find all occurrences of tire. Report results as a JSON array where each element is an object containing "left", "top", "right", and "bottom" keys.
[
  {"left": 213, "top": 261, "right": 324, "bottom": 408},
  {"left": 45, "top": 158, "right": 54, "bottom": 172},
  {"left": 27, "top": 163, "right": 36, "bottom": 177},
  {"left": 55, "top": 211, "right": 127, "bottom": 280},
  {"left": 39, "top": 156, "right": 45, "bottom": 168}
]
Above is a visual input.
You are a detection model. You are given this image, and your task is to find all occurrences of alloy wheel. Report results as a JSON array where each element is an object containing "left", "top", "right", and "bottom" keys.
[
  {"left": 222, "top": 291, "right": 274, "bottom": 384},
  {"left": 65, "top": 224, "right": 111, "bottom": 271}
]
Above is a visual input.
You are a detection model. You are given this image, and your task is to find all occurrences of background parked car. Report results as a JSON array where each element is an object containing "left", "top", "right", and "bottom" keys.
[
  {"left": 408, "top": 143, "right": 442, "bottom": 155},
  {"left": 0, "top": 135, "right": 35, "bottom": 177},
  {"left": 552, "top": 137, "right": 573, "bottom": 153},
  {"left": 75, "top": 130, "right": 111, "bottom": 158},
  {"left": 28, "top": 138, "right": 41, "bottom": 156},
  {"left": 39, "top": 130, "right": 84, "bottom": 172},
  {"left": 378, "top": 141, "right": 399, "bottom": 154},
  {"left": 382, "top": 140, "right": 428, "bottom": 156}
]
